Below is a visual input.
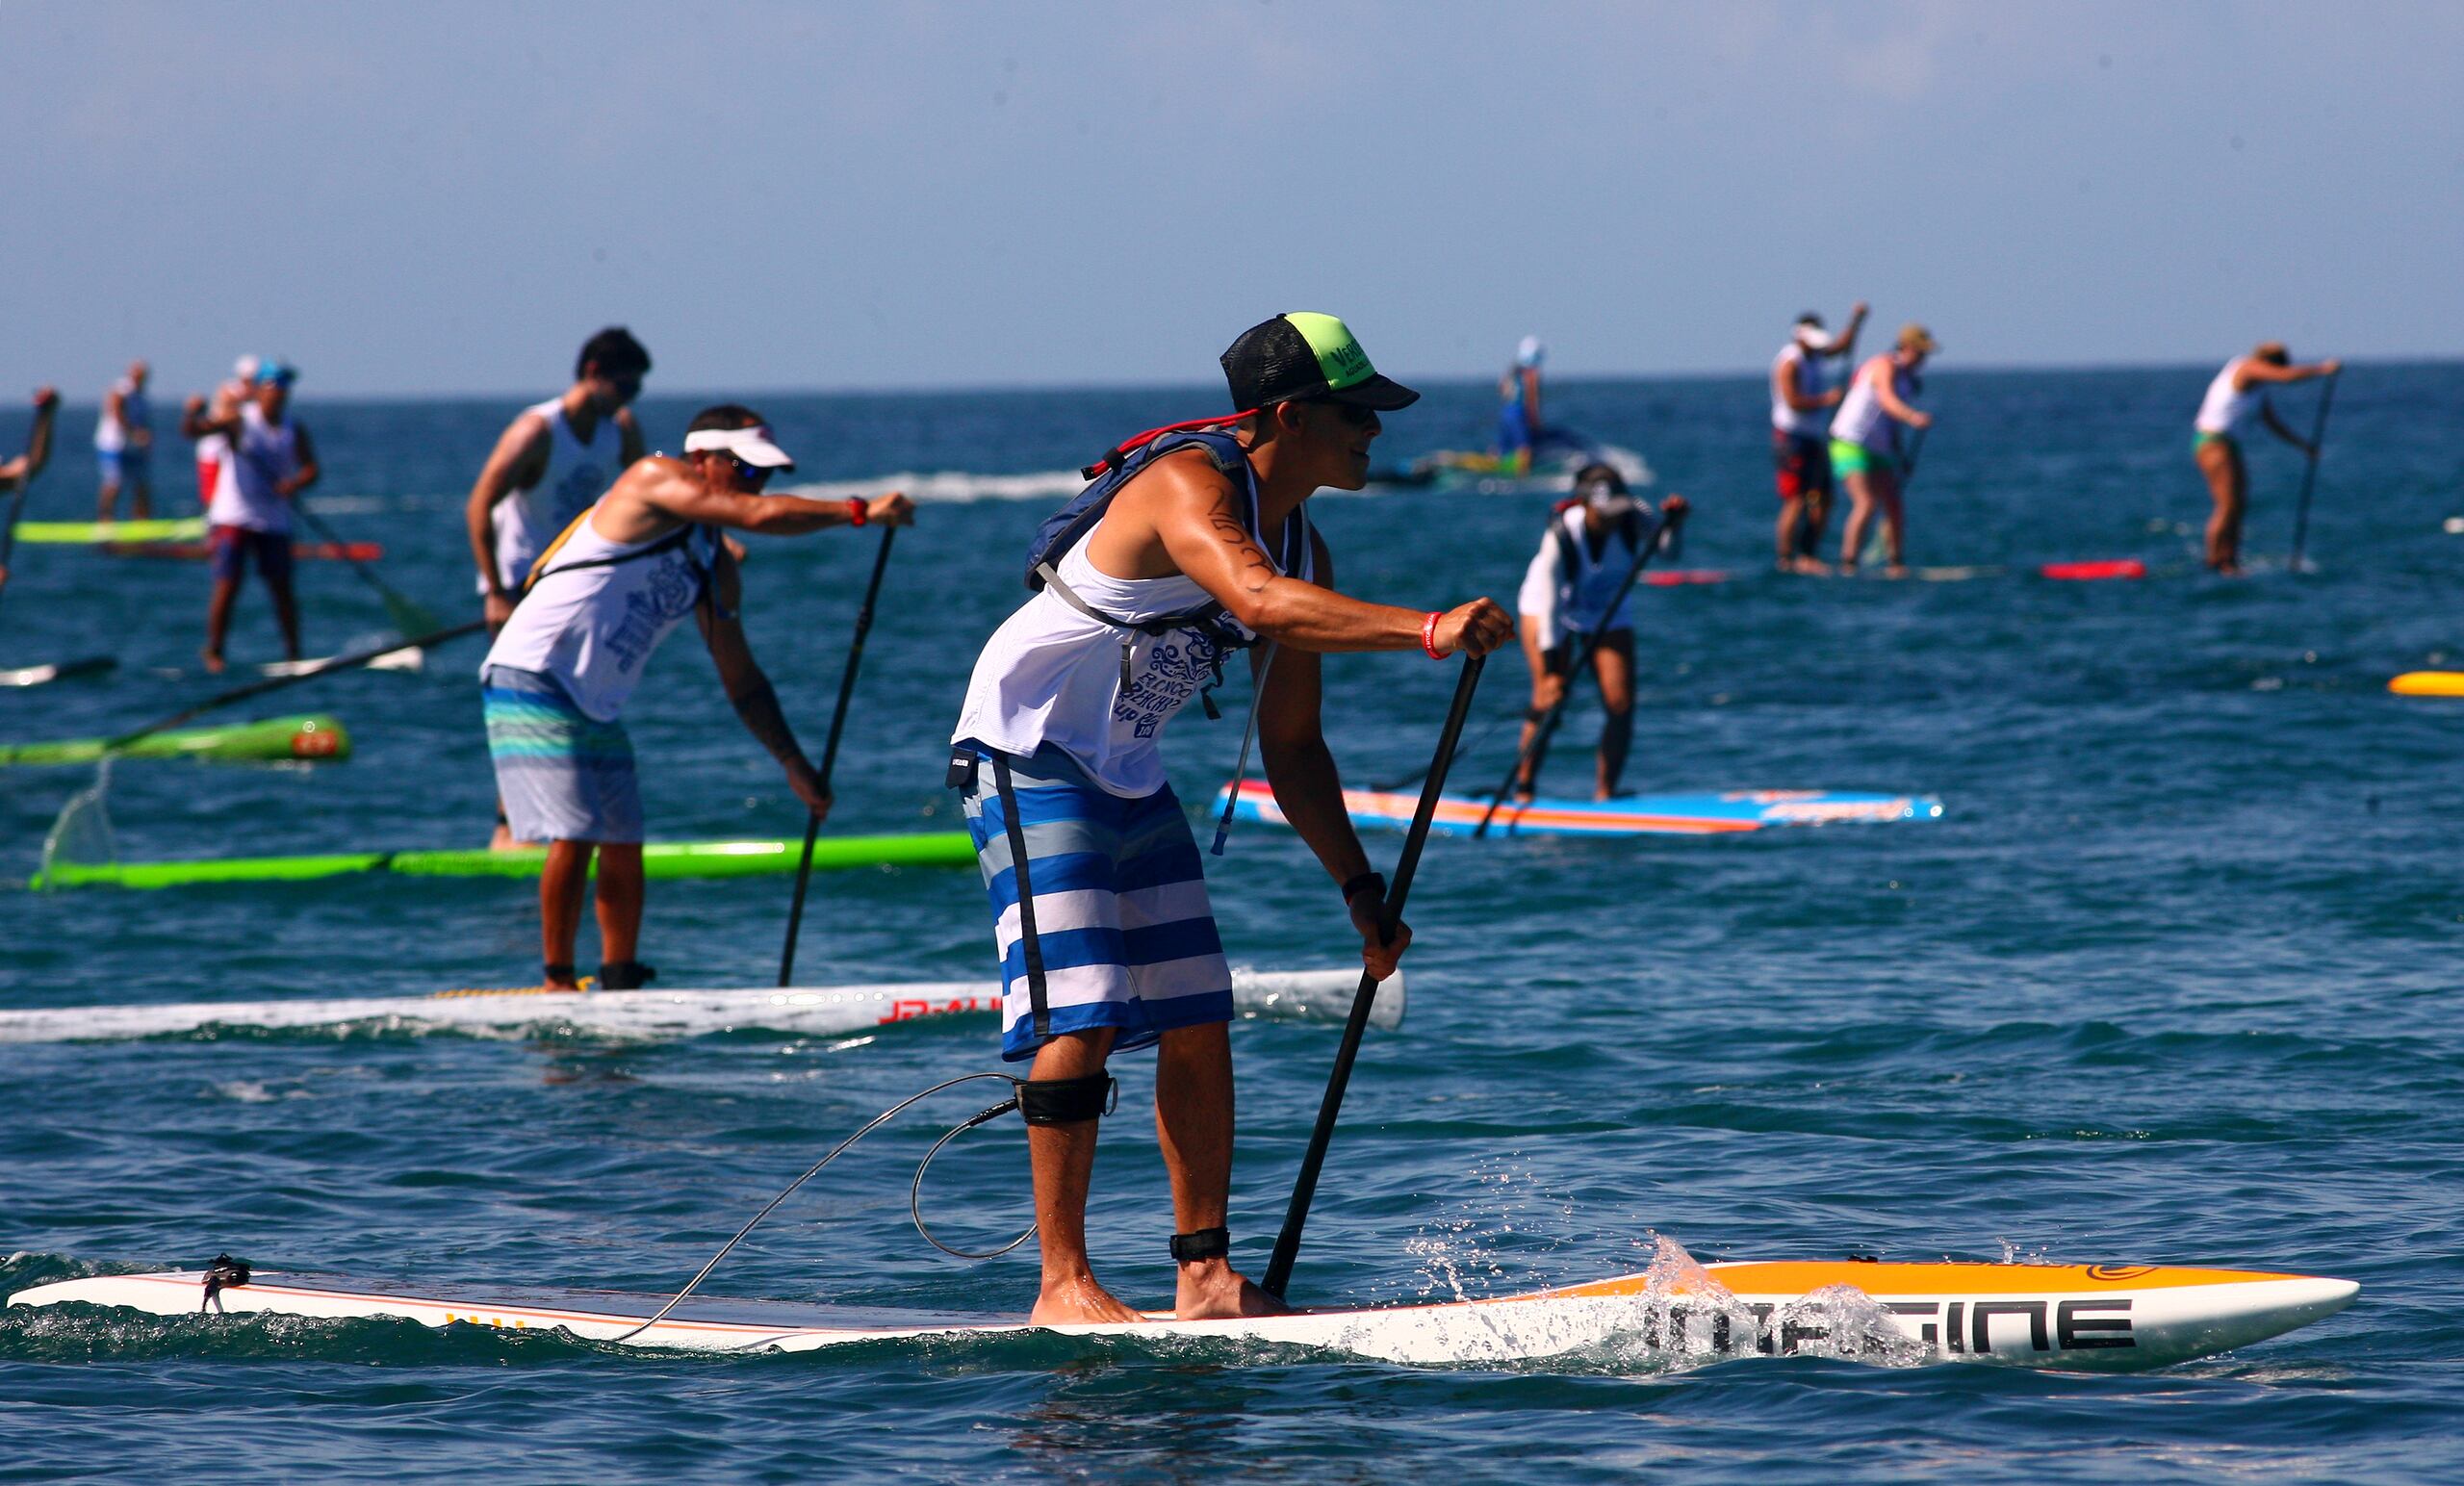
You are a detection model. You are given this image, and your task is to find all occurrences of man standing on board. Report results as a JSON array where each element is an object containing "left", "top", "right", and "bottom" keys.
[
  {"left": 1770, "top": 304, "right": 1865, "bottom": 574},
  {"left": 187, "top": 364, "right": 317, "bottom": 673},
  {"left": 188, "top": 357, "right": 260, "bottom": 508},
  {"left": 1831, "top": 325, "right": 1936, "bottom": 578},
  {"left": 2192, "top": 342, "right": 2341, "bottom": 575},
  {"left": 93, "top": 360, "right": 153, "bottom": 523},
  {"left": 947, "top": 313, "right": 1513, "bottom": 1325},
  {"left": 1495, "top": 335, "right": 1545, "bottom": 475},
  {"left": 479, "top": 404, "right": 912, "bottom": 991},
  {"left": 467, "top": 327, "right": 652, "bottom": 846}
]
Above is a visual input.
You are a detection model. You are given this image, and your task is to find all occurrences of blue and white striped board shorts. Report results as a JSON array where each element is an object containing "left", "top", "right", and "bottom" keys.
[
  {"left": 481, "top": 664, "right": 643, "bottom": 844},
  {"left": 954, "top": 742, "right": 1234, "bottom": 1063}
]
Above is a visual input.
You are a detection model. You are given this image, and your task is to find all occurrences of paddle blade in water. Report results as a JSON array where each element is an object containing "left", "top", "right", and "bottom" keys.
[{"left": 34, "top": 760, "right": 116, "bottom": 891}]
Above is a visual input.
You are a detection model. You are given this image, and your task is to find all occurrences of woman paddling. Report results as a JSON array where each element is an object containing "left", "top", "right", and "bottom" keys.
[
  {"left": 2192, "top": 342, "right": 2341, "bottom": 575},
  {"left": 1830, "top": 324, "right": 1936, "bottom": 578}
]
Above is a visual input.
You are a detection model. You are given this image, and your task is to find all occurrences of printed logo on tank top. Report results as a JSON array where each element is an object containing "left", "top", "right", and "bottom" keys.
[
  {"left": 552, "top": 462, "right": 607, "bottom": 524},
  {"left": 603, "top": 551, "right": 704, "bottom": 675},
  {"left": 1115, "top": 628, "right": 1224, "bottom": 739}
]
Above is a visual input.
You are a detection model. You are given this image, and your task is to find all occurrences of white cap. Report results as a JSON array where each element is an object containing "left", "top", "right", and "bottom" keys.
[
  {"left": 234, "top": 354, "right": 262, "bottom": 380},
  {"left": 1516, "top": 335, "right": 1546, "bottom": 368},
  {"left": 683, "top": 423, "right": 796, "bottom": 471}
]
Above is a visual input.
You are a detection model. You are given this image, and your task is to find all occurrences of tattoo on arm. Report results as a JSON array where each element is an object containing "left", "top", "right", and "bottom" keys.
[
  {"left": 1205, "top": 492, "right": 1278, "bottom": 595},
  {"left": 728, "top": 679, "right": 804, "bottom": 766}
]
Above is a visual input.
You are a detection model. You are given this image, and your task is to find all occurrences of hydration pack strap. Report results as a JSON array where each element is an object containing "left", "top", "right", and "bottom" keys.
[
  {"left": 1034, "top": 559, "right": 1237, "bottom": 716},
  {"left": 987, "top": 753, "right": 1052, "bottom": 1039},
  {"left": 526, "top": 520, "right": 701, "bottom": 593},
  {"left": 1079, "top": 412, "right": 1255, "bottom": 481}
]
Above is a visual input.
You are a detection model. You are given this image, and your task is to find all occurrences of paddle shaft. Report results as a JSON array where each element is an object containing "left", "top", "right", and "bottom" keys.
[
  {"left": 778, "top": 525, "right": 898, "bottom": 986},
  {"left": 1473, "top": 511, "right": 1669, "bottom": 836},
  {"left": 291, "top": 497, "right": 438, "bottom": 630},
  {"left": 2288, "top": 369, "right": 2340, "bottom": 572},
  {"left": 1263, "top": 651, "right": 1487, "bottom": 1299},
  {"left": 106, "top": 619, "right": 484, "bottom": 753}
]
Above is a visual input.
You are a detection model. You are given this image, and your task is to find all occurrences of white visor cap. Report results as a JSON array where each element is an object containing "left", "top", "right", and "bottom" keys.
[{"left": 683, "top": 424, "right": 796, "bottom": 471}]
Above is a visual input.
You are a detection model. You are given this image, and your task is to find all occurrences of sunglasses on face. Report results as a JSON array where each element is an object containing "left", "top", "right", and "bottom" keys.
[
  {"left": 729, "top": 456, "right": 774, "bottom": 489},
  {"left": 1310, "top": 399, "right": 1380, "bottom": 430}
]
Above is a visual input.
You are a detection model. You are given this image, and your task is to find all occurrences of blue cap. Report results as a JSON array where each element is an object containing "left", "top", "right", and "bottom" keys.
[{"left": 257, "top": 362, "right": 297, "bottom": 388}]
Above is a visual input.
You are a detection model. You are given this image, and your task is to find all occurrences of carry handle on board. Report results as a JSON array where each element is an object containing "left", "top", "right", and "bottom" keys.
[{"left": 1263, "top": 650, "right": 1487, "bottom": 1299}]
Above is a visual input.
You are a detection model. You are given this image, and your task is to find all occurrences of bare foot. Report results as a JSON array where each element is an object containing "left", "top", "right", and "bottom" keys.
[
  {"left": 1884, "top": 563, "right": 1910, "bottom": 580},
  {"left": 200, "top": 649, "right": 226, "bottom": 675},
  {"left": 1174, "top": 1262, "right": 1291, "bottom": 1319},
  {"left": 1031, "top": 1271, "right": 1142, "bottom": 1325},
  {"left": 1787, "top": 555, "right": 1835, "bottom": 576}
]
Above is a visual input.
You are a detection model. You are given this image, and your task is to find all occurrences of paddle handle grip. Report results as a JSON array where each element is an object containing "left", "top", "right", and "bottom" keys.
[{"left": 1263, "top": 651, "right": 1486, "bottom": 1299}]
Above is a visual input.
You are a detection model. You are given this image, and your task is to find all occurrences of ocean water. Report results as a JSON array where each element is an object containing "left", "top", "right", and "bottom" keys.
[{"left": 2, "top": 365, "right": 2460, "bottom": 1483}]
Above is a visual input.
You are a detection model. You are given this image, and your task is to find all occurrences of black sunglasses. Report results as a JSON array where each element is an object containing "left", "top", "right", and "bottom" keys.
[
  {"left": 1306, "top": 399, "right": 1380, "bottom": 429},
  {"left": 730, "top": 456, "right": 775, "bottom": 488}
]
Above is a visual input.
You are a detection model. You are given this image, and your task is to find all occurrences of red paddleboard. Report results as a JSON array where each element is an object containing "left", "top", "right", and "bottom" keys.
[
  {"left": 2038, "top": 559, "right": 2145, "bottom": 581},
  {"left": 104, "top": 541, "right": 387, "bottom": 562},
  {"left": 1643, "top": 570, "right": 1734, "bottom": 587}
]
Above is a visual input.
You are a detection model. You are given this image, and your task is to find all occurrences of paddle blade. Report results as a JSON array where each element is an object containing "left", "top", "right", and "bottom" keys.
[{"left": 34, "top": 760, "right": 116, "bottom": 891}]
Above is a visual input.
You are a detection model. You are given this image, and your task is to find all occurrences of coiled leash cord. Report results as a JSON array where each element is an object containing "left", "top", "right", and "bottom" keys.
[{"left": 610, "top": 1070, "right": 1058, "bottom": 1343}]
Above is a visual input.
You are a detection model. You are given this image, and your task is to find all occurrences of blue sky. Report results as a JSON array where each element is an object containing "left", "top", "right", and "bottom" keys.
[{"left": 7, "top": 0, "right": 2457, "bottom": 397}]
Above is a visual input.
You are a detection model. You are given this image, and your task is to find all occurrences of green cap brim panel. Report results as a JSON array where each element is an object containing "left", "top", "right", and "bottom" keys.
[{"left": 1285, "top": 312, "right": 1375, "bottom": 392}]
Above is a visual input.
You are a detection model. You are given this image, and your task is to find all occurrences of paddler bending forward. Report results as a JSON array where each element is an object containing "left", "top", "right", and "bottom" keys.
[
  {"left": 948, "top": 314, "right": 1513, "bottom": 1324},
  {"left": 480, "top": 405, "right": 913, "bottom": 990}
]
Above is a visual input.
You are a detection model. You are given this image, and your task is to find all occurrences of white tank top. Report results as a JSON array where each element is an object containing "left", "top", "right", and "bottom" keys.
[
  {"left": 481, "top": 508, "right": 719, "bottom": 723},
  {"left": 1770, "top": 343, "right": 1829, "bottom": 437},
  {"left": 952, "top": 477, "right": 1311, "bottom": 799},
  {"left": 1517, "top": 505, "right": 1639, "bottom": 649},
  {"left": 484, "top": 397, "right": 623, "bottom": 592},
  {"left": 207, "top": 404, "right": 298, "bottom": 533},
  {"left": 2194, "top": 358, "right": 2260, "bottom": 435},
  {"left": 95, "top": 378, "right": 148, "bottom": 452},
  {"left": 1830, "top": 355, "right": 1908, "bottom": 450}
]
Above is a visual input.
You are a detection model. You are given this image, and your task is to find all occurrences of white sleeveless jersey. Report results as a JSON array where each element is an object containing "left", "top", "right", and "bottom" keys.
[
  {"left": 1517, "top": 504, "right": 1640, "bottom": 648},
  {"left": 1770, "top": 343, "right": 1830, "bottom": 437},
  {"left": 1830, "top": 356, "right": 1909, "bottom": 450},
  {"left": 206, "top": 404, "right": 298, "bottom": 533},
  {"left": 481, "top": 507, "right": 719, "bottom": 723},
  {"left": 483, "top": 397, "right": 623, "bottom": 592},
  {"left": 2194, "top": 358, "right": 2261, "bottom": 435},
  {"left": 95, "top": 377, "right": 148, "bottom": 451},
  {"left": 952, "top": 474, "right": 1312, "bottom": 799}
]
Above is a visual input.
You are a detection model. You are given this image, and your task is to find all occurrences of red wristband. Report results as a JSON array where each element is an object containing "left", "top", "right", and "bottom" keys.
[
  {"left": 1421, "top": 610, "right": 1445, "bottom": 660},
  {"left": 846, "top": 498, "right": 867, "bottom": 527}
]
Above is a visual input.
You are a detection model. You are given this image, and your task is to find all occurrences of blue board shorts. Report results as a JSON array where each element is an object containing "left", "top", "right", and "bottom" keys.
[
  {"left": 208, "top": 525, "right": 293, "bottom": 585},
  {"left": 952, "top": 741, "right": 1234, "bottom": 1063},
  {"left": 1497, "top": 404, "right": 1536, "bottom": 458},
  {"left": 481, "top": 665, "right": 643, "bottom": 844}
]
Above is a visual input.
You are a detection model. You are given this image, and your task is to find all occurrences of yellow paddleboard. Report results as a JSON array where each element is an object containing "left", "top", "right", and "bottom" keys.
[{"left": 2389, "top": 672, "right": 2464, "bottom": 698}]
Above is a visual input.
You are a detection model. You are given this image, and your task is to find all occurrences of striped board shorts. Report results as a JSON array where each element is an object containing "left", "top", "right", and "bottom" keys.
[
  {"left": 481, "top": 664, "right": 643, "bottom": 844},
  {"left": 953, "top": 741, "right": 1234, "bottom": 1063}
]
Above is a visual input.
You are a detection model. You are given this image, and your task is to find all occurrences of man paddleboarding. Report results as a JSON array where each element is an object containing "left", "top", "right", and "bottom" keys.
[
  {"left": 947, "top": 313, "right": 1512, "bottom": 1324},
  {"left": 1512, "top": 464, "right": 1688, "bottom": 801},
  {"left": 479, "top": 405, "right": 912, "bottom": 991},
  {"left": 187, "top": 363, "right": 318, "bottom": 673},
  {"left": 1770, "top": 303, "right": 1866, "bottom": 574},
  {"left": 466, "top": 326, "right": 652, "bottom": 847},
  {"left": 2193, "top": 342, "right": 2341, "bottom": 575},
  {"left": 186, "top": 356, "right": 259, "bottom": 509},
  {"left": 93, "top": 360, "right": 153, "bottom": 523},
  {"left": 1495, "top": 335, "right": 1546, "bottom": 475},
  {"left": 1831, "top": 324, "right": 1936, "bottom": 578}
]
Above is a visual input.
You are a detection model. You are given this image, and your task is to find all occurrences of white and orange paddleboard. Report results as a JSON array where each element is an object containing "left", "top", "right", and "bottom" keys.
[{"left": 12, "top": 1257, "right": 2352, "bottom": 1371}]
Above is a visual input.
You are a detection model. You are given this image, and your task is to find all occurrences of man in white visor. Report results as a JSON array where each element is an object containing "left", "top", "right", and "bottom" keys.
[{"left": 479, "top": 403, "right": 914, "bottom": 989}]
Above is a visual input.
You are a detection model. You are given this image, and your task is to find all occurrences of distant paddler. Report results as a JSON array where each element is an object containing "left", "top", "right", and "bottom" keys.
[
  {"left": 0, "top": 386, "right": 64, "bottom": 597},
  {"left": 93, "top": 360, "right": 154, "bottom": 523},
  {"left": 1831, "top": 323, "right": 1936, "bottom": 578},
  {"left": 183, "top": 362, "right": 317, "bottom": 672},
  {"left": 186, "top": 356, "right": 259, "bottom": 509},
  {"left": 466, "top": 326, "right": 651, "bottom": 848},
  {"left": 2193, "top": 342, "right": 2341, "bottom": 575},
  {"left": 947, "top": 312, "right": 1512, "bottom": 1325},
  {"left": 479, "top": 404, "right": 913, "bottom": 991},
  {"left": 1770, "top": 302, "right": 1867, "bottom": 574},
  {"left": 1511, "top": 465, "right": 1688, "bottom": 801},
  {"left": 1495, "top": 335, "right": 1546, "bottom": 475}
]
